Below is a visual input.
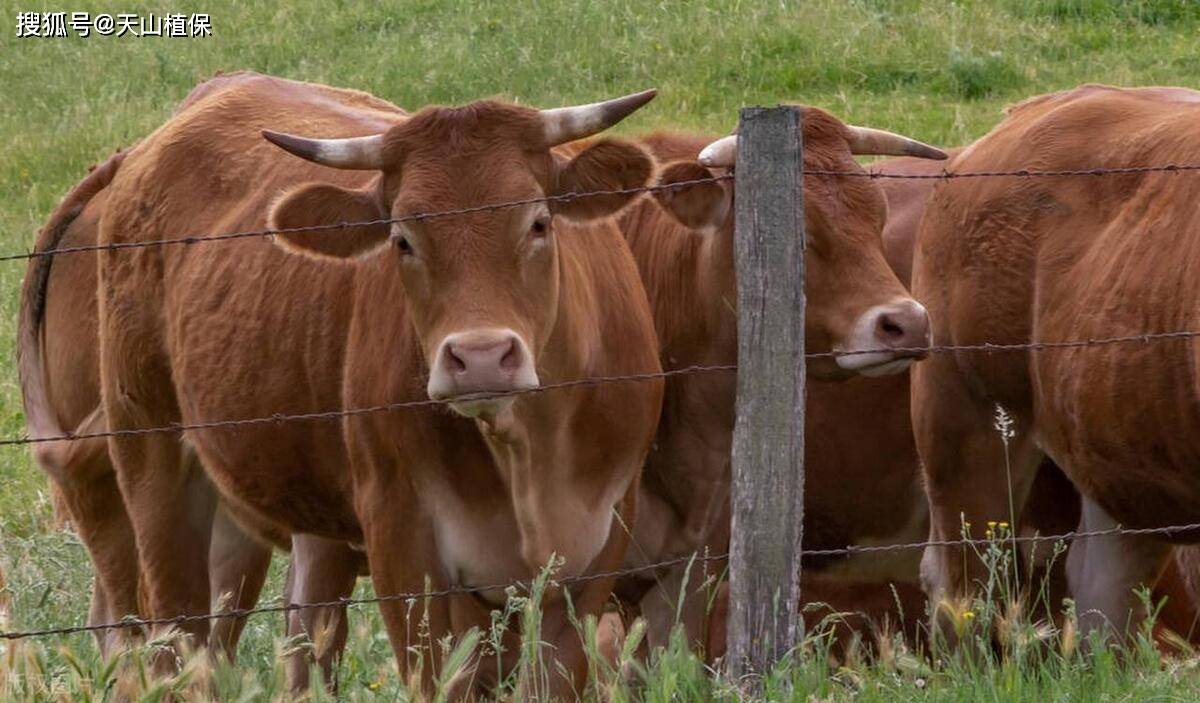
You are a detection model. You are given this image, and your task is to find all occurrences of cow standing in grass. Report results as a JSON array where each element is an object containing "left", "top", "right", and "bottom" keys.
[
  {"left": 913, "top": 84, "right": 1200, "bottom": 642},
  {"left": 91, "top": 71, "right": 662, "bottom": 696}
]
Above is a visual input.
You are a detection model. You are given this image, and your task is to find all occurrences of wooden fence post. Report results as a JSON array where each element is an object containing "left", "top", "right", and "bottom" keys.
[{"left": 725, "top": 106, "right": 806, "bottom": 682}]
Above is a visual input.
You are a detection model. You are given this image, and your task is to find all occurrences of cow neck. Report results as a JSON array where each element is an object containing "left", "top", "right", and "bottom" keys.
[
  {"left": 472, "top": 230, "right": 606, "bottom": 575},
  {"left": 625, "top": 204, "right": 738, "bottom": 559},
  {"left": 696, "top": 222, "right": 739, "bottom": 360},
  {"left": 624, "top": 204, "right": 738, "bottom": 371}
]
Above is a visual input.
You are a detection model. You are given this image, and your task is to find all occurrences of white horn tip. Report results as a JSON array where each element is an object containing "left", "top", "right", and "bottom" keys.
[
  {"left": 697, "top": 148, "right": 720, "bottom": 167},
  {"left": 697, "top": 135, "right": 737, "bottom": 168}
]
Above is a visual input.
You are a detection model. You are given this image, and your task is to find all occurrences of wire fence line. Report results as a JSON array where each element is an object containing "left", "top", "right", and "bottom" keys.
[
  {"left": 1, "top": 365, "right": 735, "bottom": 447},
  {"left": 857, "top": 163, "right": 1200, "bottom": 180},
  {"left": 0, "top": 176, "right": 733, "bottom": 263},
  {"left": 5, "top": 521, "right": 1200, "bottom": 642},
  {"left": 803, "top": 522, "right": 1200, "bottom": 558},
  {"left": 7, "top": 161, "right": 1200, "bottom": 263},
  {"left": 6, "top": 330, "right": 1199, "bottom": 449},
  {"left": 0, "top": 551, "right": 729, "bottom": 641}
]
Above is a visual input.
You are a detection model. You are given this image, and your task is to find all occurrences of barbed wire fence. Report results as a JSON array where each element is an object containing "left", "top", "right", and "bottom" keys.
[
  {"left": 1, "top": 111, "right": 1199, "bottom": 665},
  {"left": 6, "top": 162, "right": 1200, "bottom": 263},
  {"left": 8, "top": 520, "right": 1200, "bottom": 642}
]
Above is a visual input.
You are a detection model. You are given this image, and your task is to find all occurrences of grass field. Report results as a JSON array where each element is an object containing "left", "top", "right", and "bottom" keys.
[{"left": 2, "top": 0, "right": 1200, "bottom": 699}]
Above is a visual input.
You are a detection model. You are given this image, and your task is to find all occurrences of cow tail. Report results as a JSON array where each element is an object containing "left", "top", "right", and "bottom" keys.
[{"left": 17, "top": 149, "right": 126, "bottom": 480}]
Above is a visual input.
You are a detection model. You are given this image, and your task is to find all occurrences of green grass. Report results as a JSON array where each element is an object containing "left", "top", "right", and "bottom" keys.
[{"left": 1, "top": 0, "right": 1200, "bottom": 699}]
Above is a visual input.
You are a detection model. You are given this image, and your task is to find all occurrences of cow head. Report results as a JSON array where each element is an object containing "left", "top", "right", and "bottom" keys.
[
  {"left": 651, "top": 108, "right": 943, "bottom": 380},
  {"left": 264, "top": 92, "right": 656, "bottom": 418}
]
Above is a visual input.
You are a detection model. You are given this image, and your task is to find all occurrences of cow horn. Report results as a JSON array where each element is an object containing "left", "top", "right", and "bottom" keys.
[
  {"left": 846, "top": 126, "right": 947, "bottom": 160},
  {"left": 697, "top": 134, "right": 737, "bottom": 168},
  {"left": 540, "top": 89, "right": 657, "bottom": 146},
  {"left": 261, "top": 130, "right": 386, "bottom": 170}
]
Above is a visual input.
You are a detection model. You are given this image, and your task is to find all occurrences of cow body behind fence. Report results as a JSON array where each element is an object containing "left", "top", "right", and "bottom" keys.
[
  {"left": 610, "top": 113, "right": 945, "bottom": 651},
  {"left": 913, "top": 84, "right": 1200, "bottom": 641},
  {"left": 93, "top": 71, "right": 662, "bottom": 695}
]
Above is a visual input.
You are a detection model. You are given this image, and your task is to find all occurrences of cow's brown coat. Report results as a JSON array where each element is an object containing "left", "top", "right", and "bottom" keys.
[
  {"left": 94, "top": 72, "right": 662, "bottom": 694},
  {"left": 913, "top": 84, "right": 1200, "bottom": 638}
]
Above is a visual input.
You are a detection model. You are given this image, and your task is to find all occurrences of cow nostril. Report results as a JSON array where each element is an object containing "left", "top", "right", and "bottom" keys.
[
  {"left": 878, "top": 314, "right": 905, "bottom": 340},
  {"left": 499, "top": 339, "right": 521, "bottom": 372},
  {"left": 445, "top": 347, "right": 468, "bottom": 373}
]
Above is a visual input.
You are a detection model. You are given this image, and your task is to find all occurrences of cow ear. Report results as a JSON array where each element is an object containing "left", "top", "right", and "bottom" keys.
[
  {"left": 652, "top": 161, "right": 731, "bottom": 231},
  {"left": 268, "top": 182, "right": 390, "bottom": 260},
  {"left": 552, "top": 139, "right": 654, "bottom": 221}
]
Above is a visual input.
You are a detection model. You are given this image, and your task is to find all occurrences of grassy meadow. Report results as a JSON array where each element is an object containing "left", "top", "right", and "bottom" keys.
[{"left": 2, "top": 0, "right": 1200, "bottom": 699}]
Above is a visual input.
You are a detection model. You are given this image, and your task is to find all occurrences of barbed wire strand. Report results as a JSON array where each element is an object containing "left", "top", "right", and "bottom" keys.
[
  {"left": 857, "top": 164, "right": 1200, "bottom": 180},
  {"left": 6, "top": 330, "right": 1199, "bottom": 448},
  {"left": 5, "top": 521, "right": 1200, "bottom": 641},
  {"left": 0, "top": 552, "right": 728, "bottom": 640},
  {"left": 805, "top": 521, "right": 1200, "bottom": 557},
  {"left": 9, "top": 163, "right": 1200, "bottom": 263},
  {"left": 0, "top": 176, "right": 732, "bottom": 263},
  {"left": 0, "top": 364, "right": 734, "bottom": 447}
]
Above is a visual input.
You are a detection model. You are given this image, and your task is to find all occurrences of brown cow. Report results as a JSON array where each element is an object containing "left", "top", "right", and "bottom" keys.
[
  {"left": 878, "top": 147, "right": 1200, "bottom": 650},
  {"left": 19, "top": 136, "right": 367, "bottom": 687},
  {"left": 19, "top": 72, "right": 313, "bottom": 659},
  {"left": 94, "top": 72, "right": 663, "bottom": 696},
  {"left": 18, "top": 144, "right": 275, "bottom": 658},
  {"left": 610, "top": 117, "right": 945, "bottom": 653},
  {"left": 912, "top": 84, "right": 1200, "bottom": 642}
]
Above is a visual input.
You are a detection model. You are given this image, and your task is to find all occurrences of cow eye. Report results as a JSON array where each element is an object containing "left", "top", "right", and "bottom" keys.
[
  {"left": 396, "top": 236, "right": 412, "bottom": 255},
  {"left": 531, "top": 215, "right": 551, "bottom": 236}
]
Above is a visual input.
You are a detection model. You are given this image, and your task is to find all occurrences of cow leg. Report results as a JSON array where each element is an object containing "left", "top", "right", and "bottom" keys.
[
  {"left": 359, "top": 493, "right": 448, "bottom": 695},
  {"left": 525, "top": 504, "right": 636, "bottom": 700},
  {"left": 284, "top": 535, "right": 360, "bottom": 692},
  {"left": 88, "top": 575, "right": 110, "bottom": 644},
  {"left": 638, "top": 560, "right": 716, "bottom": 654},
  {"left": 1156, "top": 546, "right": 1200, "bottom": 645},
  {"left": 1067, "top": 495, "right": 1171, "bottom": 643},
  {"left": 912, "top": 358, "right": 1042, "bottom": 636},
  {"left": 455, "top": 579, "right": 621, "bottom": 699},
  {"left": 207, "top": 503, "right": 273, "bottom": 661},
  {"left": 50, "top": 450, "right": 140, "bottom": 657},
  {"left": 1017, "top": 460, "right": 1080, "bottom": 625},
  {"left": 109, "top": 430, "right": 217, "bottom": 669}
]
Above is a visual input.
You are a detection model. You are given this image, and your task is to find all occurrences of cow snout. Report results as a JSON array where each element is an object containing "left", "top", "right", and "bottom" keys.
[
  {"left": 871, "top": 300, "right": 931, "bottom": 354},
  {"left": 835, "top": 299, "right": 931, "bottom": 377},
  {"left": 446, "top": 334, "right": 519, "bottom": 378},
  {"left": 428, "top": 329, "right": 539, "bottom": 418}
]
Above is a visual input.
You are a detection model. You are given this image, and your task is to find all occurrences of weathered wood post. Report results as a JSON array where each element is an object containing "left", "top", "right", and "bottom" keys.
[{"left": 726, "top": 106, "right": 806, "bottom": 682}]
